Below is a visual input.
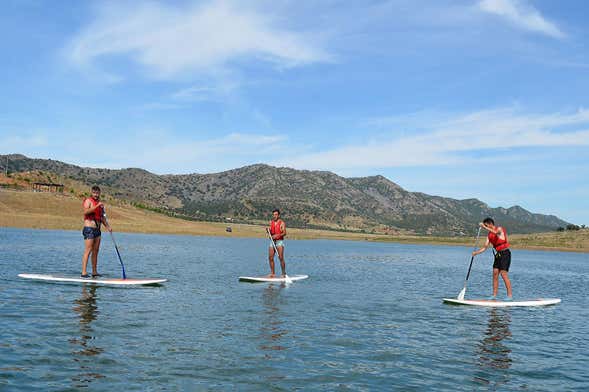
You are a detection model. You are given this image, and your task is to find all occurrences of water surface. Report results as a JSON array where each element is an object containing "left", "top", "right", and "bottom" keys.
[{"left": 1, "top": 227, "right": 587, "bottom": 390}]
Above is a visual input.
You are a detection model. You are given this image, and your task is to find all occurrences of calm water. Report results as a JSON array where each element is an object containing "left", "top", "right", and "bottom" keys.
[{"left": 0, "top": 227, "right": 587, "bottom": 391}]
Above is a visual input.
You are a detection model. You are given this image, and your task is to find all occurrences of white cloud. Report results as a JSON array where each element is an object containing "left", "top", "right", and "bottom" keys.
[
  {"left": 1, "top": 127, "right": 291, "bottom": 174},
  {"left": 171, "top": 82, "right": 238, "bottom": 102},
  {"left": 67, "top": 1, "right": 331, "bottom": 79},
  {"left": 478, "top": 0, "right": 565, "bottom": 39},
  {"left": 0, "top": 133, "right": 49, "bottom": 153},
  {"left": 284, "top": 108, "right": 589, "bottom": 170},
  {"left": 92, "top": 131, "right": 289, "bottom": 173}
]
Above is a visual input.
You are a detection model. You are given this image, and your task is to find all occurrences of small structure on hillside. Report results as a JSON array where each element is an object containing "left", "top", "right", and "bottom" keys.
[{"left": 32, "top": 182, "right": 64, "bottom": 193}]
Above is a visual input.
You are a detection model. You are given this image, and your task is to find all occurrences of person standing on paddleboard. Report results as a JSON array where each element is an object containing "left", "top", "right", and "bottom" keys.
[
  {"left": 81, "top": 186, "right": 111, "bottom": 278},
  {"left": 268, "top": 209, "right": 287, "bottom": 278},
  {"left": 472, "top": 217, "right": 513, "bottom": 300}
]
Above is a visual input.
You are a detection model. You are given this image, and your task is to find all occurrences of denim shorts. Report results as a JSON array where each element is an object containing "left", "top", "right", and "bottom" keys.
[{"left": 82, "top": 226, "right": 101, "bottom": 240}]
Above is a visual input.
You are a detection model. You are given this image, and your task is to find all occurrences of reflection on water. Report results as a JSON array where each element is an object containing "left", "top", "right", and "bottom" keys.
[
  {"left": 69, "top": 285, "right": 105, "bottom": 386},
  {"left": 259, "top": 283, "right": 289, "bottom": 355},
  {"left": 473, "top": 308, "right": 512, "bottom": 387}
]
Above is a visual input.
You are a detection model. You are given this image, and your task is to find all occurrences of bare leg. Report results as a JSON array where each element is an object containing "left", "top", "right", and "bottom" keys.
[
  {"left": 500, "top": 270, "right": 512, "bottom": 297},
  {"left": 267, "top": 246, "right": 276, "bottom": 277},
  {"left": 91, "top": 236, "right": 101, "bottom": 275},
  {"left": 82, "top": 238, "right": 94, "bottom": 275},
  {"left": 277, "top": 246, "right": 286, "bottom": 276},
  {"left": 492, "top": 268, "right": 500, "bottom": 297}
]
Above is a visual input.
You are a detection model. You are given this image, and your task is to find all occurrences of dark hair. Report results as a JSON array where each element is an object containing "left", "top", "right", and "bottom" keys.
[
  {"left": 91, "top": 186, "right": 101, "bottom": 192},
  {"left": 483, "top": 217, "right": 494, "bottom": 225},
  {"left": 272, "top": 209, "right": 280, "bottom": 215}
]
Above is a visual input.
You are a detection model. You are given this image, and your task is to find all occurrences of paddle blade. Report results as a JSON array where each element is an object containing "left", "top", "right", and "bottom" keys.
[
  {"left": 284, "top": 274, "right": 293, "bottom": 284},
  {"left": 457, "top": 287, "right": 466, "bottom": 300}
]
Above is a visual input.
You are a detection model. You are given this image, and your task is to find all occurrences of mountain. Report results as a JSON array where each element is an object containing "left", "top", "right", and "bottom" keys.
[{"left": 1, "top": 154, "right": 569, "bottom": 235}]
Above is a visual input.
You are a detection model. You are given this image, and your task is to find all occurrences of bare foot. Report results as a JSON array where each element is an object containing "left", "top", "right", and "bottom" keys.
[{"left": 266, "top": 273, "right": 276, "bottom": 278}]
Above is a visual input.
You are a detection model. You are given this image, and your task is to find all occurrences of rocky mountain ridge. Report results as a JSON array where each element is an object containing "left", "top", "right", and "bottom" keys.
[{"left": 1, "top": 154, "right": 569, "bottom": 235}]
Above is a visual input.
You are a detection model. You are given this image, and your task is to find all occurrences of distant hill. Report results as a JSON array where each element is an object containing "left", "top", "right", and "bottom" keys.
[{"left": 1, "top": 154, "right": 569, "bottom": 235}]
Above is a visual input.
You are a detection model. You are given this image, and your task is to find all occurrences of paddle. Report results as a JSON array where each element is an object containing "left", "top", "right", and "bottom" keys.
[
  {"left": 102, "top": 208, "right": 127, "bottom": 279},
  {"left": 266, "top": 227, "right": 292, "bottom": 283},
  {"left": 457, "top": 226, "right": 482, "bottom": 300}
]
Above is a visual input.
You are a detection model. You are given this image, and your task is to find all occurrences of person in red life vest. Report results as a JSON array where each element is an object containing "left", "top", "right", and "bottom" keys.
[
  {"left": 472, "top": 217, "right": 513, "bottom": 300},
  {"left": 81, "top": 186, "right": 111, "bottom": 278},
  {"left": 267, "top": 209, "right": 287, "bottom": 278}
]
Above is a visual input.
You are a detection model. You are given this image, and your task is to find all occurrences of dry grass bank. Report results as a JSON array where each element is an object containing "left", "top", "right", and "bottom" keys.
[
  {"left": 1, "top": 189, "right": 587, "bottom": 252},
  {"left": 509, "top": 230, "right": 589, "bottom": 252},
  {"left": 0, "top": 189, "right": 385, "bottom": 241},
  {"left": 376, "top": 229, "right": 589, "bottom": 252}
]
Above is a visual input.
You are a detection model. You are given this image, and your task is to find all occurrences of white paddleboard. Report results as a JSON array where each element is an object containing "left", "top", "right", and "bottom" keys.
[
  {"left": 238, "top": 274, "right": 308, "bottom": 283},
  {"left": 443, "top": 298, "right": 561, "bottom": 307},
  {"left": 18, "top": 273, "right": 166, "bottom": 286}
]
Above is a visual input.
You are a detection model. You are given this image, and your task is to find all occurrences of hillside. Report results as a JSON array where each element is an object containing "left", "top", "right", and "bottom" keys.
[
  {"left": 1, "top": 154, "right": 570, "bottom": 235},
  {"left": 0, "top": 189, "right": 392, "bottom": 241},
  {"left": 1, "top": 189, "right": 587, "bottom": 252}
]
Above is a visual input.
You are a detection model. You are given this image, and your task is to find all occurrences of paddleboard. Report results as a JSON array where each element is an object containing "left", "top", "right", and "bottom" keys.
[
  {"left": 443, "top": 298, "right": 561, "bottom": 307},
  {"left": 18, "top": 274, "right": 166, "bottom": 286},
  {"left": 238, "top": 274, "right": 308, "bottom": 283}
]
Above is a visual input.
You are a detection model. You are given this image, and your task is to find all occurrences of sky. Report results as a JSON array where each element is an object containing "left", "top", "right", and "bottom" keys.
[{"left": 0, "top": 0, "right": 588, "bottom": 224}]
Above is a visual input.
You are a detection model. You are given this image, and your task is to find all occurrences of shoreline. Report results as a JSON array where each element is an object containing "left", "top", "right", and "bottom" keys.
[
  {"left": 2, "top": 223, "right": 587, "bottom": 254},
  {"left": 1, "top": 189, "right": 587, "bottom": 253}
]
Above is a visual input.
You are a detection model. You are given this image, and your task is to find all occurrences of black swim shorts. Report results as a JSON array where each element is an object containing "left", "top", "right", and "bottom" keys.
[
  {"left": 82, "top": 226, "right": 101, "bottom": 240},
  {"left": 493, "top": 249, "right": 511, "bottom": 271}
]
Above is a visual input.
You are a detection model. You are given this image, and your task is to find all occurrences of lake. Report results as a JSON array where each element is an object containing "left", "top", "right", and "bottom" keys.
[{"left": 1, "top": 227, "right": 587, "bottom": 391}]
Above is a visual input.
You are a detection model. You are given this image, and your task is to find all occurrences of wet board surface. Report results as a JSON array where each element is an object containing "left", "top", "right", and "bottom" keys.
[
  {"left": 443, "top": 298, "right": 561, "bottom": 307},
  {"left": 18, "top": 273, "right": 167, "bottom": 286},
  {"left": 238, "top": 274, "right": 309, "bottom": 283}
]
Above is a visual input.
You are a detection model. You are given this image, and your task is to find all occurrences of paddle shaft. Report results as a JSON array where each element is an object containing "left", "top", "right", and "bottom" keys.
[
  {"left": 266, "top": 227, "right": 279, "bottom": 254},
  {"left": 109, "top": 232, "right": 127, "bottom": 279},
  {"left": 102, "top": 209, "right": 127, "bottom": 279},
  {"left": 464, "top": 226, "right": 482, "bottom": 282}
]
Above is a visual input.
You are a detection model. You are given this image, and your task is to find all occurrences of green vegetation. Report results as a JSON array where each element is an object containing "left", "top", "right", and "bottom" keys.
[
  {"left": 558, "top": 224, "right": 583, "bottom": 232},
  {"left": 0, "top": 154, "right": 572, "bottom": 236}
]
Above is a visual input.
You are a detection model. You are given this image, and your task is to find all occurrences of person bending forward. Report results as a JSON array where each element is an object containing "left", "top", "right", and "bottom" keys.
[{"left": 472, "top": 217, "right": 513, "bottom": 300}]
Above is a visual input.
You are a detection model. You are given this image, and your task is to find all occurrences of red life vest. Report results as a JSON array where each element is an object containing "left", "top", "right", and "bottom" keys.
[
  {"left": 488, "top": 227, "right": 510, "bottom": 251},
  {"left": 83, "top": 197, "right": 103, "bottom": 224},
  {"left": 270, "top": 219, "right": 284, "bottom": 241}
]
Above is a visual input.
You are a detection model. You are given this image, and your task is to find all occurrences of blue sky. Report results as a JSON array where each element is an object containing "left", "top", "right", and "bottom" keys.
[{"left": 1, "top": 0, "right": 588, "bottom": 224}]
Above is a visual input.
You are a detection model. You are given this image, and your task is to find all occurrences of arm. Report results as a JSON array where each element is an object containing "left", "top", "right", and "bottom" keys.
[
  {"left": 100, "top": 207, "right": 113, "bottom": 232},
  {"left": 472, "top": 238, "right": 490, "bottom": 256},
  {"left": 83, "top": 199, "right": 103, "bottom": 215},
  {"left": 102, "top": 218, "right": 112, "bottom": 232},
  {"left": 494, "top": 226, "right": 505, "bottom": 240},
  {"left": 479, "top": 222, "right": 502, "bottom": 236}
]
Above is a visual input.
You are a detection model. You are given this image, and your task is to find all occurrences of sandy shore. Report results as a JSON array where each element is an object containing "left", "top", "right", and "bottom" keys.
[{"left": 1, "top": 189, "right": 587, "bottom": 252}]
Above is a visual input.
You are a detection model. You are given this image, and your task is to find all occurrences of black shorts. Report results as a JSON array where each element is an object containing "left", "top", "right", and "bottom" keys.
[
  {"left": 493, "top": 249, "right": 511, "bottom": 271},
  {"left": 82, "top": 226, "right": 101, "bottom": 240}
]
